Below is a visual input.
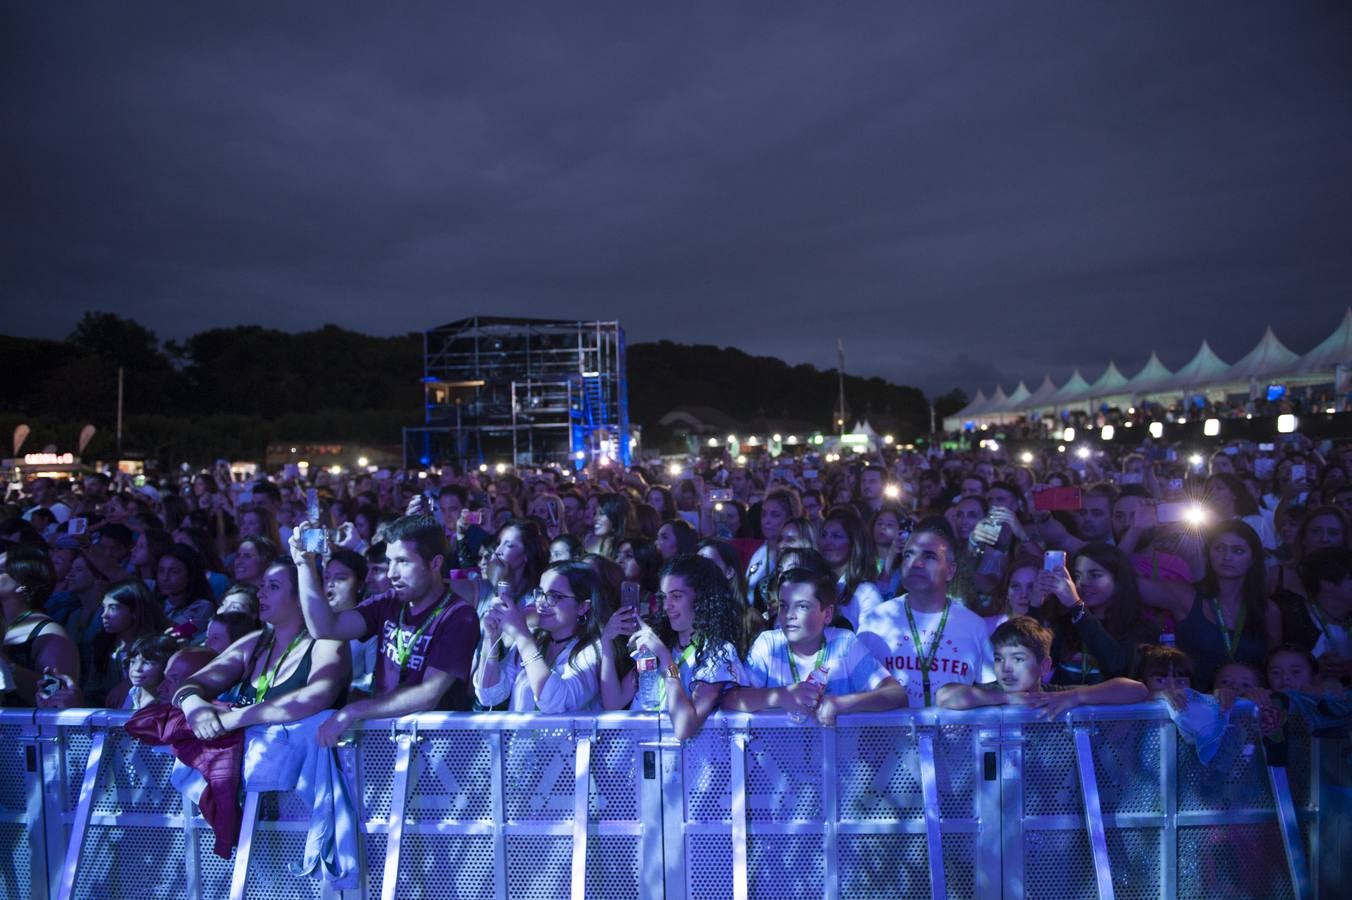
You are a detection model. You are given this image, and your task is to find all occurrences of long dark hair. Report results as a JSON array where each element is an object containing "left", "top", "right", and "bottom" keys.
[
  {"left": 156, "top": 544, "right": 212, "bottom": 606},
  {"left": 1054, "top": 544, "right": 1156, "bottom": 659},
  {"left": 534, "top": 560, "right": 609, "bottom": 672},
  {"left": 595, "top": 493, "right": 633, "bottom": 556},
  {"left": 657, "top": 554, "right": 747, "bottom": 659},
  {"left": 822, "top": 505, "right": 876, "bottom": 601},
  {"left": 1198, "top": 519, "right": 1267, "bottom": 644},
  {"left": 92, "top": 579, "right": 169, "bottom": 677}
]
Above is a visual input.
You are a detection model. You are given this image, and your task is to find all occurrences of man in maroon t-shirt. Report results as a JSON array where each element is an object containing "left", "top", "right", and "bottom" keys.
[{"left": 294, "top": 515, "right": 479, "bottom": 746}]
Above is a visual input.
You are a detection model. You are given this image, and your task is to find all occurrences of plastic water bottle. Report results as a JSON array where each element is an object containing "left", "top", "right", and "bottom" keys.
[
  {"left": 788, "top": 664, "right": 831, "bottom": 724},
  {"left": 634, "top": 649, "right": 661, "bottom": 711}
]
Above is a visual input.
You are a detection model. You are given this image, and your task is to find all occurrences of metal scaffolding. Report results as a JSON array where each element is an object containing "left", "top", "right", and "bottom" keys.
[{"left": 403, "top": 316, "right": 631, "bottom": 468}]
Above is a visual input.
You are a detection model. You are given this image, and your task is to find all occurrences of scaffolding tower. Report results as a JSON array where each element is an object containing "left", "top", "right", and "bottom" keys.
[{"left": 404, "top": 317, "right": 631, "bottom": 468}]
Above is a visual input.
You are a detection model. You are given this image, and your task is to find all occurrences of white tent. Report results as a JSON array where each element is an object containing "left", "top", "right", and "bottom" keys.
[
  {"left": 943, "top": 389, "right": 989, "bottom": 432},
  {"left": 1049, "top": 367, "right": 1092, "bottom": 413},
  {"left": 975, "top": 385, "right": 1011, "bottom": 424},
  {"left": 1222, "top": 326, "right": 1300, "bottom": 389},
  {"left": 1147, "top": 340, "right": 1231, "bottom": 398},
  {"left": 1296, "top": 307, "right": 1352, "bottom": 376},
  {"left": 1124, "top": 352, "right": 1175, "bottom": 398},
  {"left": 982, "top": 381, "right": 1030, "bottom": 424},
  {"left": 1021, "top": 375, "right": 1061, "bottom": 415}
]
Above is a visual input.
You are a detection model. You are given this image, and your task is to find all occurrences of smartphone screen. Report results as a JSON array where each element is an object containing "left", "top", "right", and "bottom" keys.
[{"left": 620, "top": 581, "right": 641, "bottom": 610}]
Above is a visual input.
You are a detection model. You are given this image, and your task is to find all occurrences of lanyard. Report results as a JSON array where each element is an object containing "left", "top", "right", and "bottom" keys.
[
  {"left": 904, "top": 599, "right": 951, "bottom": 706},
  {"left": 394, "top": 592, "right": 455, "bottom": 669},
  {"left": 657, "top": 642, "right": 699, "bottom": 706},
  {"left": 786, "top": 638, "right": 829, "bottom": 683},
  {"left": 1306, "top": 602, "right": 1350, "bottom": 653},
  {"left": 255, "top": 631, "right": 307, "bottom": 702},
  {"left": 1210, "top": 597, "right": 1246, "bottom": 660}
]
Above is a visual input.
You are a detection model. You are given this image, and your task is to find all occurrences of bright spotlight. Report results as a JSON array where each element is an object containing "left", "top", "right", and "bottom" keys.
[
  {"left": 1063, "top": 427, "right": 1076, "bottom": 442},
  {"left": 1203, "top": 418, "right": 1220, "bottom": 437},
  {"left": 1149, "top": 423, "right": 1164, "bottom": 439},
  {"left": 1020, "top": 451, "right": 1034, "bottom": 464},
  {"left": 1277, "top": 414, "right": 1297, "bottom": 434},
  {"left": 357, "top": 456, "right": 369, "bottom": 468},
  {"left": 1075, "top": 447, "right": 1091, "bottom": 460},
  {"left": 883, "top": 484, "right": 900, "bottom": 499}
]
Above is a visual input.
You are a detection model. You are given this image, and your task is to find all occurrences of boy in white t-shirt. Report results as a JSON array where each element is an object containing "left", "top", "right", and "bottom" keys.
[
  {"left": 725, "top": 567, "right": 905, "bottom": 725},
  {"left": 858, "top": 519, "right": 994, "bottom": 707}
]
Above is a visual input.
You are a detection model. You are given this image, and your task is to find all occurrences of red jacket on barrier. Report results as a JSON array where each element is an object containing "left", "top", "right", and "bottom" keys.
[{"left": 125, "top": 703, "right": 245, "bottom": 859}]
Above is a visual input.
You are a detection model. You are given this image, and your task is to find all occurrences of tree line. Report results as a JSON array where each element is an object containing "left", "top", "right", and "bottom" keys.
[{"left": 1, "top": 313, "right": 963, "bottom": 464}]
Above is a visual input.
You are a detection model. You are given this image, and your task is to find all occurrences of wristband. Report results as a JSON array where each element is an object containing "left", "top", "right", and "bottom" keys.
[
  {"left": 664, "top": 663, "right": 681, "bottom": 680},
  {"left": 171, "top": 686, "right": 204, "bottom": 709},
  {"left": 1070, "top": 602, "right": 1088, "bottom": 624},
  {"left": 521, "top": 651, "right": 544, "bottom": 667}
]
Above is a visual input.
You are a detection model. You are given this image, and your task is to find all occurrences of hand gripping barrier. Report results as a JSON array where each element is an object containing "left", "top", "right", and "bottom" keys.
[{"left": 2, "top": 702, "right": 1337, "bottom": 899}]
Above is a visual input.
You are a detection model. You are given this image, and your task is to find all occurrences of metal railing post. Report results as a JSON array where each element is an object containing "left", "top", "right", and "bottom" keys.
[
  {"left": 917, "top": 728, "right": 948, "bottom": 899},
  {"left": 380, "top": 720, "right": 417, "bottom": 900},
  {"left": 56, "top": 726, "right": 107, "bottom": 900},
  {"left": 1072, "top": 726, "right": 1115, "bottom": 900},
  {"left": 730, "top": 728, "right": 750, "bottom": 900}
]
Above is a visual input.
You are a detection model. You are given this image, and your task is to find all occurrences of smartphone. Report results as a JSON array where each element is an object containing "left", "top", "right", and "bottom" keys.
[
  {"left": 802, "top": 469, "right": 818, "bottom": 480},
  {"left": 464, "top": 510, "right": 485, "bottom": 526},
  {"left": 1258, "top": 443, "right": 1275, "bottom": 453},
  {"left": 68, "top": 517, "right": 88, "bottom": 536},
  {"left": 620, "top": 581, "right": 641, "bottom": 611},
  {"left": 1290, "top": 465, "right": 1307, "bottom": 485},
  {"left": 708, "top": 488, "right": 733, "bottom": 503},
  {"left": 1166, "top": 478, "right": 1184, "bottom": 495},
  {"left": 1223, "top": 446, "right": 1239, "bottom": 456},
  {"left": 300, "top": 526, "right": 329, "bottom": 555},
  {"left": 1254, "top": 458, "right": 1276, "bottom": 479},
  {"left": 1033, "top": 487, "right": 1082, "bottom": 512},
  {"left": 1157, "top": 502, "right": 1206, "bottom": 525},
  {"left": 1043, "top": 550, "right": 1066, "bottom": 572},
  {"left": 1119, "top": 473, "right": 1143, "bottom": 485}
]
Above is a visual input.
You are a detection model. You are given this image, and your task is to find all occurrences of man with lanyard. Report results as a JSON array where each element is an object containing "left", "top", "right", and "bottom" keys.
[
  {"left": 293, "top": 514, "right": 480, "bottom": 746},
  {"left": 725, "top": 567, "right": 905, "bottom": 724},
  {"left": 1294, "top": 546, "right": 1352, "bottom": 684},
  {"left": 859, "top": 518, "right": 994, "bottom": 707}
]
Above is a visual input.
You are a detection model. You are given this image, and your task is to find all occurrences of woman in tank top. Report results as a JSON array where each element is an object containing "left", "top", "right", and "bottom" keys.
[{"left": 171, "top": 557, "right": 349, "bottom": 739}]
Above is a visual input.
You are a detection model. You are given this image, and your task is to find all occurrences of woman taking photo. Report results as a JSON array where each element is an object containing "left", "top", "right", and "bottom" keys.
[
  {"left": 173, "top": 558, "right": 349, "bottom": 738},
  {"left": 622, "top": 554, "right": 748, "bottom": 737},
  {"left": 1037, "top": 543, "right": 1159, "bottom": 685},
  {"left": 474, "top": 560, "right": 609, "bottom": 712}
]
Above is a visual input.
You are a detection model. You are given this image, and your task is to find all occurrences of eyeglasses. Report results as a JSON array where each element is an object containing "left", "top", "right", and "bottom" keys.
[{"left": 531, "top": 588, "right": 576, "bottom": 609}]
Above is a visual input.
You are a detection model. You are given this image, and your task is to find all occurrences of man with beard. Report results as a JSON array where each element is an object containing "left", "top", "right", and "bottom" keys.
[
  {"left": 293, "top": 515, "right": 479, "bottom": 746},
  {"left": 858, "top": 517, "right": 994, "bottom": 707}
]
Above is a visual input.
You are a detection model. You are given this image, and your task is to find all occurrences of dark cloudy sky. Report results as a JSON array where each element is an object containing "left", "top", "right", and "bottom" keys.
[{"left": 4, "top": 3, "right": 1351, "bottom": 396}]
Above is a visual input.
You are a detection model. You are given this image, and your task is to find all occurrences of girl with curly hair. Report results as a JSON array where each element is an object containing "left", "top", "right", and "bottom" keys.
[{"left": 627, "top": 554, "right": 748, "bottom": 738}]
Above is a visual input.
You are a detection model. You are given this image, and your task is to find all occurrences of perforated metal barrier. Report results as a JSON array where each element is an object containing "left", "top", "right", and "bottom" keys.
[{"left": 2, "top": 704, "right": 1336, "bottom": 899}]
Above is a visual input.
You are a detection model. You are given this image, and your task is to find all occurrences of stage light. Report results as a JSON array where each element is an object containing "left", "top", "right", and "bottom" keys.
[
  {"left": 1063, "top": 427, "right": 1075, "bottom": 442},
  {"left": 1203, "top": 418, "right": 1220, "bottom": 437},
  {"left": 1101, "top": 426, "right": 1114, "bottom": 441},
  {"left": 1277, "top": 415, "right": 1297, "bottom": 434},
  {"left": 1020, "top": 451, "right": 1034, "bottom": 464},
  {"left": 1149, "top": 423, "right": 1164, "bottom": 439}
]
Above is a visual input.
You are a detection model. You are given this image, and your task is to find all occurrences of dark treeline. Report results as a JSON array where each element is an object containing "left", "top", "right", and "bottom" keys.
[{"left": 2, "top": 313, "right": 953, "bottom": 462}]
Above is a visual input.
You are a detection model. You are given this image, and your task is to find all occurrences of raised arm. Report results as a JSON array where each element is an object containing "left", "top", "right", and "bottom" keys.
[{"left": 290, "top": 526, "right": 369, "bottom": 641}]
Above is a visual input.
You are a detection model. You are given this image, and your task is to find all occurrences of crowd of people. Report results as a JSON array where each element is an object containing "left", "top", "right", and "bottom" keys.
[{"left": 3, "top": 431, "right": 1349, "bottom": 750}]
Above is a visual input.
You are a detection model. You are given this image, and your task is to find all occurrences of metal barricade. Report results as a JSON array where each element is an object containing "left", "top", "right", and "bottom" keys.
[{"left": 4, "top": 704, "right": 1327, "bottom": 899}]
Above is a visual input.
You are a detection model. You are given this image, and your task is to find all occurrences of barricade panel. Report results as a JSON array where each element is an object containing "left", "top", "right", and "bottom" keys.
[
  {"left": 2, "top": 704, "right": 1326, "bottom": 899},
  {"left": 0, "top": 713, "right": 35, "bottom": 900}
]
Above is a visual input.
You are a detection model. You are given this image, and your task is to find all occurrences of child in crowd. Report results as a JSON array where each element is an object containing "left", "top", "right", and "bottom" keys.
[
  {"left": 107, "top": 634, "right": 180, "bottom": 710},
  {"left": 204, "top": 611, "right": 258, "bottom": 655},
  {"left": 724, "top": 567, "right": 906, "bottom": 725},
  {"left": 937, "top": 616, "right": 1148, "bottom": 712}
]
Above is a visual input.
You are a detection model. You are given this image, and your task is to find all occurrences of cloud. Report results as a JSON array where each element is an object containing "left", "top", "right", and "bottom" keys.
[{"left": 2, "top": 2, "right": 1350, "bottom": 397}]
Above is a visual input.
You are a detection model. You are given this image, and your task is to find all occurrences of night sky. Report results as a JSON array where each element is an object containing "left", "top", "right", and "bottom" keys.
[{"left": 4, "top": 3, "right": 1350, "bottom": 395}]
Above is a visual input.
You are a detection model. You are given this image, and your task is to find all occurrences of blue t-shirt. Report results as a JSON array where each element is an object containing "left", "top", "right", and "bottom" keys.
[{"left": 744, "top": 627, "right": 893, "bottom": 696}]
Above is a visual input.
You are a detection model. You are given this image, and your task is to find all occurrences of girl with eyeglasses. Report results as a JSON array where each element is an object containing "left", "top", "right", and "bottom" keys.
[{"left": 474, "top": 561, "right": 610, "bottom": 712}]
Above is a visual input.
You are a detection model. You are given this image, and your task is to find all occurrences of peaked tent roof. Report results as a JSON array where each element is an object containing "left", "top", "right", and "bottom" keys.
[
  {"left": 1152, "top": 340, "right": 1232, "bottom": 393},
  {"left": 1023, "top": 375, "right": 1061, "bottom": 410},
  {"left": 1223, "top": 326, "right": 1300, "bottom": 382},
  {"left": 1048, "top": 369, "right": 1092, "bottom": 406},
  {"left": 977, "top": 386, "right": 1011, "bottom": 418},
  {"left": 986, "top": 381, "right": 1031, "bottom": 415},
  {"left": 1124, "top": 352, "right": 1175, "bottom": 395},
  {"left": 1085, "top": 361, "right": 1130, "bottom": 397},
  {"left": 1297, "top": 308, "right": 1352, "bottom": 374},
  {"left": 952, "top": 388, "right": 989, "bottom": 419}
]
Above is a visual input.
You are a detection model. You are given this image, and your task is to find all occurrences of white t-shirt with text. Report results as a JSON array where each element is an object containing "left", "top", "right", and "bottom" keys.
[{"left": 858, "top": 594, "right": 994, "bottom": 707}]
